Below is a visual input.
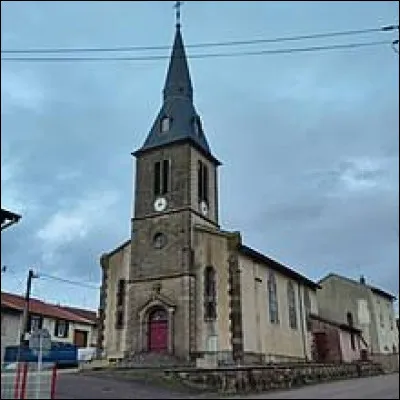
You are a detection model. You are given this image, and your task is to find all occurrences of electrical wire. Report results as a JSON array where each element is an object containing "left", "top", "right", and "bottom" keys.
[
  {"left": 37, "top": 272, "right": 100, "bottom": 290},
  {"left": 1, "top": 25, "right": 398, "bottom": 54},
  {"left": 1, "top": 40, "right": 392, "bottom": 62}
]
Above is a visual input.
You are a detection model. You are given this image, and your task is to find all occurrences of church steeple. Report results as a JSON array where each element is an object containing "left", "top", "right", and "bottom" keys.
[
  {"left": 163, "top": 24, "right": 193, "bottom": 101},
  {"left": 133, "top": 21, "right": 220, "bottom": 165}
]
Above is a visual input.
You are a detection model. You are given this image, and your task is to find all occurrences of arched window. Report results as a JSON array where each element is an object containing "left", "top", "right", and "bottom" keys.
[
  {"left": 204, "top": 266, "right": 217, "bottom": 320},
  {"left": 268, "top": 272, "right": 279, "bottom": 324},
  {"left": 160, "top": 116, "right": 171, "bottom": 133},
  {"left": 347, "top": 312, "right": 355, "bottom": 350},
  {"left": 304, "top": 289, "right": 312, "bottom": 331},
  {"left": 287, "top": 281, "right": 297, "bottom": 329}
]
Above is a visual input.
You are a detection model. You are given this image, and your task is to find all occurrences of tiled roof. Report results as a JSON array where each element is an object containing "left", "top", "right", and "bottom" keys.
[{"left": 1, "top": 291, "right": 97, "bottom": 325}]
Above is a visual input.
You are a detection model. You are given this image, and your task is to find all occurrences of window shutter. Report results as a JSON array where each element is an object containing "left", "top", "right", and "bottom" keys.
[
  {"left": 154, "top": 162, "right": 161, "bottom": 196},
  {"left": 162, "top": 159, "right": 169, "bottom": 194},
  {"left": 203, "top": 164, "right": 209, "bottom": 203},
  {"left": 198, "top": 161, "right": 203, "bottom": 201},
  {"left": 64, "top": 321, "right": 69, "bottom": 338},
  {"left": 54, "top": 320, "right": 59, "bottom": 336}
]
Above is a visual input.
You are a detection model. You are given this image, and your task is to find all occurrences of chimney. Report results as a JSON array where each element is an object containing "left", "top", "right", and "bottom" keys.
[{"left": 360, "top": 275, "right": 366, "bottom": 285}]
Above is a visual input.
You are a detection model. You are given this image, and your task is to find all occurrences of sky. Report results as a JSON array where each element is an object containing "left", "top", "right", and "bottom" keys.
[{"left": 1, "top": 1, "right": 399, "bottom": 314}]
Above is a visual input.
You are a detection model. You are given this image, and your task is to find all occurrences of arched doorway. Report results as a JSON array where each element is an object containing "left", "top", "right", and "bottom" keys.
[{"left": 148, "top": 307, "right": 168, "bottom": 352}]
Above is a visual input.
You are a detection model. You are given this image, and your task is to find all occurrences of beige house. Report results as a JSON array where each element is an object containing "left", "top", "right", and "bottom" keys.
[
  {"left": 316, "top": 274, "right": 398, "bottom": 355},
  {"left": 1, "top": 291, "right": 98, "bottom": 362},
  {"left": 99, "top": 22, "right": 320, "bottom": 367}
]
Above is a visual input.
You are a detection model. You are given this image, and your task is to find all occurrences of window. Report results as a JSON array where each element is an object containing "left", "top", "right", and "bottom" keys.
[
  {"left": 28, "top": 315, "right": 43, "bottom": 332},
  {"left": 153, "top": 232, "right": 167, "bottom": 249},
  {"left": 197, "top": 160, "right": 209, "bottom": 204},
  {"left": 204, "top": 266, "right": 217, "bottom": 320},
  {"left": 154, "top": 160, "right": 170, "bottom": 196},
  {"left": 115, "top": 310, "right": 124, "bottom": 329},
  {"left": 287, "top": 281, "right": 297, "bottom": 329},
  {"left": 160, "top": 116, "right": 171, "bottom": 133},
  {"left": 268, "top": 272, "right": 279, "bottom": 324},
  {"left": 388, "top": 305, "right": 394, "bottom": 330},
  {"left": 116, "top": 278, "right": 126, "bottom": 329},
  {"left": 347, "top": 312, "right": 355, "bottom": 350},
  {"left": 54, "top": 320, "right": 69, "bottom": 338},
  {"left": 304, "top": 289, "right": 311, "bottom": 331},
  {"left": 193, "top": 116, "right": 202, "bottom": 137},
  {"left": 117, "top": 279, "right": 126, "bottom": 307}
]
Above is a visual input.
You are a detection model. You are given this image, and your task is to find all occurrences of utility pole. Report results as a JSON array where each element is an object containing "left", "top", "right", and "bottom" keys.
[{"left": 16, "top": 269, "right": 37, "bottom": 362}]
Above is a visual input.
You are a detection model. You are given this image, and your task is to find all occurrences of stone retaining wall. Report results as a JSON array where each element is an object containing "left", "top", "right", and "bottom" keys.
[{"left": 166, "top": 362, "right": 384, "bottom": 394}]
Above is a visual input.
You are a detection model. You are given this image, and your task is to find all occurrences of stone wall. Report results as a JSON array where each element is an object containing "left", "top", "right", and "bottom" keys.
[
  {"left": 167, "top": 362, "right": 383, "bottom": 394},
  {"left": 370, "top": 353, "right": 399, "bottom": 373}
]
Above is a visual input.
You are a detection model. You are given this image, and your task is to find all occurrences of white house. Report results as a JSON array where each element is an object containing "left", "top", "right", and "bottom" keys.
[{"left": 1, "top": 291, "right": 98, "bottom": 362}]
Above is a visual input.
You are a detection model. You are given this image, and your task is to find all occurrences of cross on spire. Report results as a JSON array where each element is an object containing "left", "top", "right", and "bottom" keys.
[{"left": 174, "top": 1, "right": 183, "bottom": 28}]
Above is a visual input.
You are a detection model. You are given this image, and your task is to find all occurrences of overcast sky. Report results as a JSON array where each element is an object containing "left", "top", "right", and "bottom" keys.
[{"left": 1, "top": 1, "right": 399, "bottom": 313}]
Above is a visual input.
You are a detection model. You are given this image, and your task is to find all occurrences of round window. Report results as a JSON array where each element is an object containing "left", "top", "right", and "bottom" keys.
[{"left": 153, "top": 232, "right": 167, "bottom": 249}]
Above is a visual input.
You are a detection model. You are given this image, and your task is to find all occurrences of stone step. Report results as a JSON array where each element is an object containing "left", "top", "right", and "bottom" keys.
[{"left": 117, "top": 352, "right": 193, "bottom": 369}]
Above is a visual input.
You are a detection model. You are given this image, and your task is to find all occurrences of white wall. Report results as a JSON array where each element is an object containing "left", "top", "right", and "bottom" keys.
[
  {"left": 1, "top": 312, "right": 22, "bottom": 362},
  {"left": 239, "top": 254, "right": 317, "bottom": 361},
  {"left": 371, "top": 293, "right": 398, "bottom": 354}
]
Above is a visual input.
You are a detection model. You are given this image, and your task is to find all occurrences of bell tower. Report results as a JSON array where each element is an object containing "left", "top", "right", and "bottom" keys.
[
  {"left": 126, "top": 6, "right": 221, "bottom": 361},
  {"left": 132, "top": 24, "right": 221, "bottom": 228}
]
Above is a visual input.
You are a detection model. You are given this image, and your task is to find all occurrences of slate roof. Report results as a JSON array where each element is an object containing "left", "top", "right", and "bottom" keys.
[{"left": 133, "top": 25, "right": 219, "bottom": 165}]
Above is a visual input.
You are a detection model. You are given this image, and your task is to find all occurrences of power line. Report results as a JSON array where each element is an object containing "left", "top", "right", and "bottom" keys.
[
  {"left": 1, "top": 25, "right": 398, "bottom": 54},
  {"left": 37, "top": 272, "right": 100, "bottom": 290},
  {"left": 0, "top": 40, "right": 392, "bottom": 62}
]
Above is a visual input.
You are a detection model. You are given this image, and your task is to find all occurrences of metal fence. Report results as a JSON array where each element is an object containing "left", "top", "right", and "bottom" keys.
[{"left": 1, "top": 362, "right": 57, "bottom": 399}]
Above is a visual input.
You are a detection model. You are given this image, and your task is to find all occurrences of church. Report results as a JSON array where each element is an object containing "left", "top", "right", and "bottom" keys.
[{"left": 98, "top": 20, "right": 320, "bottom": 367}]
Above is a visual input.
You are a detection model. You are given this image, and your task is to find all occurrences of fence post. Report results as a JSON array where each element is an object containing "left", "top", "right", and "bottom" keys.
[
  {"left": 13, "top": 362, "right": 22, "bottom": 399},
  {"left": 20, "top": 362, "right": 28, "bottom": 399},
  {"left": 50, "top": 364, "right": 57, "bottom": 399}
]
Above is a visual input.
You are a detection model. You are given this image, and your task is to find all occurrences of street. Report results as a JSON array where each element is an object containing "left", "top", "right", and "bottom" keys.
[{"left": 55, "top": 372, "right": 399, "bottom": 399}]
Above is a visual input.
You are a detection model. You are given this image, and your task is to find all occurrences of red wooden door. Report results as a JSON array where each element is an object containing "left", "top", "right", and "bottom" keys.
[{"left": 148, "top": 308, "right": 168, "bottom": 352}]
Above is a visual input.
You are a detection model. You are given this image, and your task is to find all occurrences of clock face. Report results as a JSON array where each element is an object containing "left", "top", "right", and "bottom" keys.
[
  {"left": 200, "top": 201, "right": 209, "bottom": 216},
  {"left": 154, "top": 197, "right": 167, "bottom": 212}
]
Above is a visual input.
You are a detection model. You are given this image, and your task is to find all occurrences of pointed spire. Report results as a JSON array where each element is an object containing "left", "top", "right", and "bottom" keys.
[
  {"left": 163, "top": 24, "right": 193, "bottom": 101},
  {"left": 133, "top": 12, "right": 221, "bottom": 166}
]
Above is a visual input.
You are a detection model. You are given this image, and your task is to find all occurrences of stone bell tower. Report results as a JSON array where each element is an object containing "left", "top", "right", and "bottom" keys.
[{"left": 125, "top": 12, "right": 221, "bottom": 362}]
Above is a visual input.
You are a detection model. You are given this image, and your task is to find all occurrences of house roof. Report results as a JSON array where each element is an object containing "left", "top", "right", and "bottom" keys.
[
  {"left": 60, "top": 306, "right": 98, "bottom": 323},
  {"left": 309, "top": 312, "right": 362, "bottom": 334},
  {"left": 1, "top": 291, "right": 97, "bottom": 325},
  {"left": 239, "top": 244, "right": 320, "bottom": 290},
  {"left": 318, "top": 273, "right": 397, "bottom": 301}
]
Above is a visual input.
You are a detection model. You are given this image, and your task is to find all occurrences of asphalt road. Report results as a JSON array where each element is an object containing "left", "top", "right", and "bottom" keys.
[{"left": 55, "top": 372, "right": 399, "bottom": 399}]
